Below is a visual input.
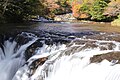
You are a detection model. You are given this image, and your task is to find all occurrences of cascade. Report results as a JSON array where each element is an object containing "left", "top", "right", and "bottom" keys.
[
  {"left": 0, "top": 31, "right": 120, "bottom": 80},
  {"left": 0, "top": 32, "right": 38, "bottom": 80}
]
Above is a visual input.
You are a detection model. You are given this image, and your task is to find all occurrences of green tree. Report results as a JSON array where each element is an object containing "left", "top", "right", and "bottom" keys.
[
  {"left": 80, "top": 0, "right": 109, "bottom": 21},
  {"left": 89, "top": 0, "right": 108, "bottom": 20}
]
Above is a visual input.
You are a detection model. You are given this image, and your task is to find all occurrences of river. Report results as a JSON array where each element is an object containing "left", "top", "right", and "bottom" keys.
[{"left": 0, "top": 22, "right": 120, "bottom": 80}]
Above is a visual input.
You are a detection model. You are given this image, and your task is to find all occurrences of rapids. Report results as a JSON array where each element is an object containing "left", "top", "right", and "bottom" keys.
[{"left": 0, "top": 30, "right": 120, "bottom": 80}]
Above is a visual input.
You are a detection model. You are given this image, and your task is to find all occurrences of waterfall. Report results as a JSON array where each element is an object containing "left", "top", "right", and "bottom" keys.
[
  {"left": 1, "top": 31, "right": 120, "bottom": 80},
  {"left": 0, "top": 32, "right": 38, "bottom": 80}
]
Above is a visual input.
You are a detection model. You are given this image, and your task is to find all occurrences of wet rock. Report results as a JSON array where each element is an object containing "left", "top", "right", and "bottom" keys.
[
  {"left": 64, "top": 40, "right": 98, "bottom": 55},
  {"left": 64, "top": 46, "right": 82, "bottom": 55},
  {"left": 99, "top": 42, "right": 116, "bottom": 50},
  {"left": 81, "top": 42, "right": 98, "bottom": 50},
  {"left": 52, "top": 38, "right": 71, "bottom": 44},
  {"left": 68, "top": 39, "right": 96, "bottom": 46},
  {"left": 15, "top": 32, "right": 35, "bottom": 46},
  {"left": 29, "top": 57, "right": 48, "bottom": 69},
  {"left": 0, "top": 34, "right": 5, "bottom": 54},
  {"left": 25, "top": 40, "right": 43, "bottom": 61},
  {"left": 100, "top": 46, "right": 108, "bottom": 50},
  {"left": 45, "top": 39, "right": 54, "bottom": 45},
  {"left": 90, "top": 52, "right": 120, "bottom": 64},
  {"left": 29, "top": 57, "right": 48, "bottom": 74},
  {"left": 86, "top": 33, "right": 120, "bottom": 42}
]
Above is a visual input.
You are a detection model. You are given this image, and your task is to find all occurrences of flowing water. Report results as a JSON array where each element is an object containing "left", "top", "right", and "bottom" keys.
[{"left": 1, "top": 22, "right": 120, "bottom": 80}]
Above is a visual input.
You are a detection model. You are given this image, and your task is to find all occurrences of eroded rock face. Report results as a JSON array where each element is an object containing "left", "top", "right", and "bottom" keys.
[
  {"left": 90, "top": 52, "right": 120, "bottom": 64},
  {"left": 25, "top": 40, "right": 43, "bottom": 61},
  {"left": 86, "top": 33, "right": 120, "bottom": 42},
  {"left": 29, "top": 57, "right": 48, "bottom": 74}
]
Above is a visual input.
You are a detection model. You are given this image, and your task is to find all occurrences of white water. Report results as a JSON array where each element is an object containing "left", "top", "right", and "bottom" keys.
[
  {"left": 0, "top": 32, "right": 38, "bottom": 80},
  {"left": 13, "top": 38, "right": 120, "bottom": 80},
  {"left": 1, "top": 32, "right": 120, "bottom": 80}
]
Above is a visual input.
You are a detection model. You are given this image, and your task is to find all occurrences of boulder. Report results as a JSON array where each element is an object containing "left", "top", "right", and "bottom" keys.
[
  {"left": 54, "top": 13, "right": 76, "bottom": 21},
  {"left": 90, "top": 52, "right": 120, "bottom": 64},
  {"left": 78, "top": 12, "right": 90, "bottom": 19},
  {"left": 54, "top": 16, "right": 62, "bottom": 21},
  {"left": 25, "top": 40, "right": 43, "bottom": 61}
]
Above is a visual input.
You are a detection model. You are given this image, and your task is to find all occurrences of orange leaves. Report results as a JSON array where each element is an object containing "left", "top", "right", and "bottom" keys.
[{"left": 71, "top": 0, "right": 82, "bottom": 18}]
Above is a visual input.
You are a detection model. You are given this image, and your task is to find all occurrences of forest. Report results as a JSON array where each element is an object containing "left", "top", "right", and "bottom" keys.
[{"left": 0, "top": 0, "right": 120, "bottom": 26}]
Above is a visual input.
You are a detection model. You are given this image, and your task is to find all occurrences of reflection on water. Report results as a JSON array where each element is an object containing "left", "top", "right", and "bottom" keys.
[{"left": 1, "top": 22, "right": 120, "bottom": 34}]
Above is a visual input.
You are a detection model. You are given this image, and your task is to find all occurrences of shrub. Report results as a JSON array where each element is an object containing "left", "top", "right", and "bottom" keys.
[
  {"left": 111, "top": 14, "right": 120, "bottom": 26},
  {"left": 80, "top": 3, "right": 90, "bottom": 13},
  {"left": 118, "top": 14, "right": 120, "bottom": 19},
  {"left": 89, "top": 0, "right": 108, "bottom": 21}
]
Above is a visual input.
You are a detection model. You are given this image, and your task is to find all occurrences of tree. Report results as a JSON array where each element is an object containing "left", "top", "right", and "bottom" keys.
[
  {"left": 52, "top": 0, "right": 71, "bottom": 15},
  {"left": 89, "top": 0, "right": 108, "bottom": 20},
  {"left": 71, "top": 0, "right": 112, "bottom": 21},
  {"left": 0, "top": 0, "right": 47, "bottom": 23}
]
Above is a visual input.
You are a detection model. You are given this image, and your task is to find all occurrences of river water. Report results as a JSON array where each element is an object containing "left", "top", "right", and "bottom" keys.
[{"left": 0, "top": 22, "right": 120, "bottom": 80}]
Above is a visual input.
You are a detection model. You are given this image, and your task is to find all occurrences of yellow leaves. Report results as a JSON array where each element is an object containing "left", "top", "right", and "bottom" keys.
[
  {"left": 75, "top": 4, "right": 82, "bottom": 11},
  {"left": 83, "top": 0, "right": 89, "bottom": 3}
]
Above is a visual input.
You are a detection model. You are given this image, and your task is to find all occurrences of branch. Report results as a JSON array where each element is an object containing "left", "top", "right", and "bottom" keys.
[{"left": 2, "top": 0, "right": 9, "bottom": 15}]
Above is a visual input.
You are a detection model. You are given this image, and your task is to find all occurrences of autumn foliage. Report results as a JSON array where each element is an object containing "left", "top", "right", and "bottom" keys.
[
  {"left": 71, "top": 0, "right": 90, "bottom": 19},
  {"left": 1, "top": 0, "right": 120, "bottom": 23},
  {"left": 71, "top": 1, "right": 81, "bottom": 18}
]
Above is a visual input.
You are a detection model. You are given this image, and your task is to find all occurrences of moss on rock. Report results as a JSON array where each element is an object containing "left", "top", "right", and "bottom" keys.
[{"left": 111, "top": 19, "right": 120, "bottom": 26}]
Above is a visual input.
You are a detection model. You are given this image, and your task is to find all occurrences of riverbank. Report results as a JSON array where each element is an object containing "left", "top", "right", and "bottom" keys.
[{"left": 53, "top": 13, "right": 120, "bottom": 27}]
